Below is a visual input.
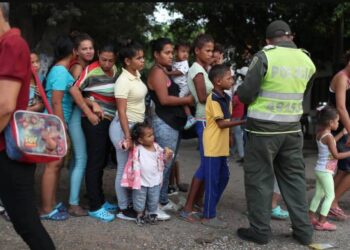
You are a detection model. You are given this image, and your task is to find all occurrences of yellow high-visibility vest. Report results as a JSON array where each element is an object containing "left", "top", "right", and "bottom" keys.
[{"left": 248, "top": 46, "right": 316, "bottom": 122}]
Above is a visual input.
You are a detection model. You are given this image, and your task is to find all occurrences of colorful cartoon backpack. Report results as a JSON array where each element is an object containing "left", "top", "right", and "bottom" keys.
[{"left": 4, "top": 67, "right": 68, "bottom": 163}]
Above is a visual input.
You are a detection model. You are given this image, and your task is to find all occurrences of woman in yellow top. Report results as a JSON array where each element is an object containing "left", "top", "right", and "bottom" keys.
[{"left": 109, "top": 41, "right": 148, "bottom": 221}]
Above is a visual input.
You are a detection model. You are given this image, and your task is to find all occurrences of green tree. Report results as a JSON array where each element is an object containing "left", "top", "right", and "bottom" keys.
[
  {"left": 9, "top": 2, "right": 157, "bottom": 73},
  {"left": 167, "top": 1, "right": 350, "bottom": 66},
  {"left": 11, "top": 2, "right": 157, "bottom": 51},
  {"left": 72, "top": 2, "right": 156, "bottom": 49}
]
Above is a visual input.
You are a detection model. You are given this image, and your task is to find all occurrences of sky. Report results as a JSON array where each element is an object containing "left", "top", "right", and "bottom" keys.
[{"left": 152, "top": 3, "right": 183, "bottom": 24}]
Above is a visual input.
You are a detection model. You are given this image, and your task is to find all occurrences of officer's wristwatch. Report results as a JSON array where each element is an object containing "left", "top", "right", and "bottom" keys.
[{"left": 88, "top": 96, "right": 95, "bottom": 102}]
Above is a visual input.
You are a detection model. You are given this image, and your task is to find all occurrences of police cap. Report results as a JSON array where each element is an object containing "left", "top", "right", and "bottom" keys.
[{"left": 266, "top": 20, "right": 292, "bottom": 39}]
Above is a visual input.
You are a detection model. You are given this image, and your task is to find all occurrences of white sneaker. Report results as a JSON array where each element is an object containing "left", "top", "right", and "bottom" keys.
[
  {"left": 160, "top": 200, "right": 181, "bottom": 212},
  {"left": 155, "top": 208, "right": 171, "bottom": 221}
]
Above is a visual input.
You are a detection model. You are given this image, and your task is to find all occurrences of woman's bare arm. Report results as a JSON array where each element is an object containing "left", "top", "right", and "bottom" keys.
[
  {"left": 333, "top": 74, "right": 350, "bottom": 145},
  {"left": 193, "top": 73, "right": 207, "bottom": 104},
  {"left": 148, "top": 67, "right": 192, "bottom": 106}
]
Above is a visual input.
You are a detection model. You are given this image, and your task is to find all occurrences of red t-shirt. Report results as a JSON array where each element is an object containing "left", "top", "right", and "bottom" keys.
[
  {"left": 0, "top": 28, "right": 31, "bottom": 151},
  {"left": 232, "top": 94, "right": 245, "bottom": 119}
]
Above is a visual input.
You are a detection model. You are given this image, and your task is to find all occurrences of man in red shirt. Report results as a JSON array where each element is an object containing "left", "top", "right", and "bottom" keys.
[{"left": 0, "top": 3, "right": 55, "bottom": 249}]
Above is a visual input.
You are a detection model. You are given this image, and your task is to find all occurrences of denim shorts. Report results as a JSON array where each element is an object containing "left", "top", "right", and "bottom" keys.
[{"left": 337, "top": 134, "right": 350, "bottom": 172}]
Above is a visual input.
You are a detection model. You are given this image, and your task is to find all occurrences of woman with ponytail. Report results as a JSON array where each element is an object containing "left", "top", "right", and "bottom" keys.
[
  {"left": 328, "top": 51, "right": 350, "bottom": 220},
  {"left": 109, "top": 40, "right": 147, "bottom": 221},
  {"left": 40, "top": 35, "right": 75, "bottom": 221}
]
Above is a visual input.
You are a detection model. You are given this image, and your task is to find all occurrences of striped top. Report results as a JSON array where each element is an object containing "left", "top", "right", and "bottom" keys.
[{"left": 74, "top": 61, "right": 118, "bottom": 118}]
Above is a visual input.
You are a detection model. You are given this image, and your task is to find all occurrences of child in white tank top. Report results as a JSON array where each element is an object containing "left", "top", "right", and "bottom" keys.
[{"left": 309, "top": 105, "right": 350, "bottom": 231}]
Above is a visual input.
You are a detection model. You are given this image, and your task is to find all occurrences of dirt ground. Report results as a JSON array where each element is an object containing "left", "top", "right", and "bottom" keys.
[{"left": 1, "top": 138, "right": 350, "bottom": 250}]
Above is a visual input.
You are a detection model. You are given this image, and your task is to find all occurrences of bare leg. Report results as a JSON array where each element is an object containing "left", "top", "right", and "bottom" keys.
[
  {"left": 319, "top": 215, "right": 327, "bottom": 223},
  {"left": 308, "top": 210, "right": 317, "bottom": 222},
  {"left": 40, "top": 159, "right": 64, "bottom": 214},
  {"left": 169, "top": 162, "right": 176, "bottom": 187},
  {"left": 194, "top": 181, "right": 204, "bottom": 209},
  {"left": 174, "top": 160, "right": 180, "bottom": 186},
  {"left": 271, "top": 192, "right": 280, "bottom": 209},
  {"left": 183, "top": 177, "right": 203, "bottom": 212},
  {"left": 333, "top": 170, "right": 346, "bottom": 190},
  {"left": 332, "top": 172, "right": 350, "bottom": 208}
]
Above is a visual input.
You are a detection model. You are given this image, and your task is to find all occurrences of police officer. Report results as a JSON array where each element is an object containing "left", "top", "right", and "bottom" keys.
[{"left": 236, "top": 20, "right": 316, "bottom": 245}]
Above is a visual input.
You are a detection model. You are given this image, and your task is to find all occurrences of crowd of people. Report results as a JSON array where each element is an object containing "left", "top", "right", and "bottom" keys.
[{"left": 2, "top": 2, "right": 350, "bottom": 249}]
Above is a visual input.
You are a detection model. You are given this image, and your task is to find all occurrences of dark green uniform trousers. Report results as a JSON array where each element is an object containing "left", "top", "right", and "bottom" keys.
[{"left": 243, "top": 131, "right": 313, "bottom": 243}]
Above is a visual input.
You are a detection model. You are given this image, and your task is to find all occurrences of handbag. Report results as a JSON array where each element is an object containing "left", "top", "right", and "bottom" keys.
[{"left": 4, "top": 66, "right": 68, "bottom": 163}]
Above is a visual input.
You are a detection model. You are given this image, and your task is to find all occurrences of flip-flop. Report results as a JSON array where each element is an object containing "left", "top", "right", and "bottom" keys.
[
  {"left": 179, "top": 210, "right": 201, "bottom": 223},
  {"left": 54, "top": 202, "right": 68, "bottom": 213},
  {"left": 271, "top": 205, "right": 289, "bottom": 220},
  {"left": 40, "top": 208, "right": 69, "bottom": 221},
  {"left": 192, "top": 211, "right": 203, "bottom": 220}
]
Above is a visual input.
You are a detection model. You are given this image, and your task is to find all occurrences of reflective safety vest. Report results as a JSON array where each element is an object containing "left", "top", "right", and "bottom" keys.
[{"left": 247, "top": 46, "right": 316, "bottom": 122}]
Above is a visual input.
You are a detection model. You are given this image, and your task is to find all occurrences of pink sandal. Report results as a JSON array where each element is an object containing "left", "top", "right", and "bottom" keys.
[
  {"left": 314, "top": 221, "right": 337, "bottom": 231},
  {"left": 328, "top": 207, "right": 348, "bottom": 221}
]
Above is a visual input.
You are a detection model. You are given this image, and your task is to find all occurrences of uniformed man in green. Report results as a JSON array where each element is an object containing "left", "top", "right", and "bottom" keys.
[{"left": 236, "top": 20, "right": 316, "bottom": 245}]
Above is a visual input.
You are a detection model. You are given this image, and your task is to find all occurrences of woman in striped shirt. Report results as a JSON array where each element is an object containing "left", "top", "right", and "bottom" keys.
[{"left": 70, "top": 44, "right": 118, "bottom": 222}]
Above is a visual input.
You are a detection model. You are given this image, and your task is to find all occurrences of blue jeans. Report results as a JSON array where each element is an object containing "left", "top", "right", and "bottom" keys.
[
  {"left": 194, "top": 120, "right": 206, "bottom": 180},
  {"left": 68, "top": 106, "right": 87, "bottom": 205},
  {"left": 231, "top": 117, "right": 244, "bottom": 159},
  {"left": 203, "top": 156, "right": 230, "bottom": 219},
  {"left": 133, "top": 185, "right": 161, "bottom": 214},
  {"left": 152, "top": 114, "right": 180, "bottom": 204},
  {"left": 109, "top": 117, "right": 135, "bottom": 210}
]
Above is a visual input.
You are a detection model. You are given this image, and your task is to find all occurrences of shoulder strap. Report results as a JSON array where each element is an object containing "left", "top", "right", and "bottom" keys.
[
  {"left": 319, "top": 132, "right": 332, "bottom": 141},
  {"left": 31, "top": 66, "right": 53, "bottom": 114}
]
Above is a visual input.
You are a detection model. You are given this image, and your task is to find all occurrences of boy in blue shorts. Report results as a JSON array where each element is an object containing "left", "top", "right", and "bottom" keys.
[{"left": 201, "top": 64, "right": 245, "bottom": 228}]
